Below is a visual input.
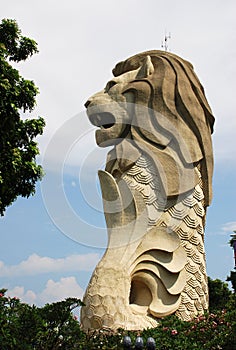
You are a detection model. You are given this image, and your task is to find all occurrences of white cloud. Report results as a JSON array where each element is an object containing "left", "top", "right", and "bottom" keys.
[
  {"left": 0, "top": 253, "right": 100, "bottom": 277},
  {"left": 221, "top": 222, "right": 236, "bottom": 234},
  {"left": 39, "top": 276, "right": 84, "bottom": 304},
  {"left": 7, "top": 286, "right": 37, "bottom": 305},
  {"left": 7, "top": 276, "right": 84, "bottom": 306}
]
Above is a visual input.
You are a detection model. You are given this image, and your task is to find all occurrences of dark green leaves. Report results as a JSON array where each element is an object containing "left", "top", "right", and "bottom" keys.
[
  {"left": 0, "top": 289, "right": 84, "bottom": 350},
  {"left": 0, "top": 19, "right": 38, "bottom": 62},
  {"left": 0, "top": 18, "right": 45, "bottom": 215}
]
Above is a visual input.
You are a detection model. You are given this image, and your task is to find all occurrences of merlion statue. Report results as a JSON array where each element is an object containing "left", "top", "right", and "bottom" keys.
[{"left": 80, "top": 50, "right": 214, "bottom": 330}]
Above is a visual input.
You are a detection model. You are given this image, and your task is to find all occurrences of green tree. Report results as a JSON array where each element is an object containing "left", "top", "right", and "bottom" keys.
[
  {"left": 227, "top": 231, "right": 236, "bottom": 292},
  {"left": 0, "top": 18, "right": 45, "bottom": 215},
  {"left": 0, "top": 289, "right": 84, "bottom": 350},
  {"left": 0, "top": 286, "right": 236, "bottom": 350},
  {"left": 208, "top": 277, "right": 232, "bottom": 312}
]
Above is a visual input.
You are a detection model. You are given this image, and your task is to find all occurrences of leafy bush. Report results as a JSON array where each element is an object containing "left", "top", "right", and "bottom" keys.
[
  {"left": 0, "top": 286, "right": 236, "bottom": 349},
  {"left": 0, "top": 289, "right": 84, "bottom": 349},
  {"left": 208, "top": 277, "right": 232, "bottom": 312}
]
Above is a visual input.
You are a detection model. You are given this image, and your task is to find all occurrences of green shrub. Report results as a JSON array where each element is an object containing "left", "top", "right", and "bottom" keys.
[
  {"left": 0, "top": 285, "right": 236, "bottom": 349},
  {"left": 208, "top": 277, "right": 232, "bottom": 312},
  {"left": 0, "top": 289, "right": 84, "bottom": 349}
]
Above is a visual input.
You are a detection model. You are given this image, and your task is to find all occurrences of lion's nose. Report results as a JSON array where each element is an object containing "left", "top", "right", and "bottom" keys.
[{"left": 84, "top": 100, "right": 91, "bottom": 108}]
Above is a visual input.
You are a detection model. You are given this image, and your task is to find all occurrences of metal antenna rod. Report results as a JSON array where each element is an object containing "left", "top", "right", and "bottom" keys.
[{"left": 161, "top": 31, "right": 171, "bottom": 51}]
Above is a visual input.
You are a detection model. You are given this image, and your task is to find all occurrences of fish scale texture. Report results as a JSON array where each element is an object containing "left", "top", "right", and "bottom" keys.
[
  {"left": 123, "top": 154, "right": 208, "bottom": 321},
  {"left": 81, "top": 153, "right": 208, "bottom": 330}
]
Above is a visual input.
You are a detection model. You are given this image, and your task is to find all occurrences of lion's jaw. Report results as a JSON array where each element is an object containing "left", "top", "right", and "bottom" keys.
[{"left": 85, "top": 69, "right": 139, "bottom": 147}]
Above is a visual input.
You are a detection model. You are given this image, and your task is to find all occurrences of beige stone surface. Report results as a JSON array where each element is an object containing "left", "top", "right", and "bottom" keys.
[{"left": 81, "top": 50, "right": 214, "bottom": 330}]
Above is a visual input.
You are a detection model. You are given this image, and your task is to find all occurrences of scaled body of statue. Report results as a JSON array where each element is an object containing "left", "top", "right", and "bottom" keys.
[{"left": 80, "top": 50, "right": 214, "bottom": 330}]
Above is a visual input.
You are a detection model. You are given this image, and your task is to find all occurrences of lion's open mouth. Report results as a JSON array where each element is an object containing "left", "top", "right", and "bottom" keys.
[{"left": 89, "top": 112, "right": 115, "bottom": 129}]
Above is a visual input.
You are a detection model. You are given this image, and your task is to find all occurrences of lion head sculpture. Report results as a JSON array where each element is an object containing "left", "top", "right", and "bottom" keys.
[{"left": 85, "top": 50, "right": 214, "bottom": 207}]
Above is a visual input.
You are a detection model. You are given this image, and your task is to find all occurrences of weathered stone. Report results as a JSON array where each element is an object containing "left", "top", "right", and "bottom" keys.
[{"left": 81, "top": 50, "right": 214, "bottom": 330}]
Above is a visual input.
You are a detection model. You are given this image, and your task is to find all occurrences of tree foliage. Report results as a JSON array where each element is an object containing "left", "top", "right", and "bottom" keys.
[
  {"left": 208, "top": 276, "right": 232, "bottom": 313},
  {"left": 0, "top": 19, "right": 45, "bottom": 215},
  {"left": 227, "top": 231, "right": 236, "bottom": 292},
  {"left": 0, "top": 282, "right": 236, "bottom": 350},
  {"left": 0, "top": 289, "right": 84, "bottom": 350}
]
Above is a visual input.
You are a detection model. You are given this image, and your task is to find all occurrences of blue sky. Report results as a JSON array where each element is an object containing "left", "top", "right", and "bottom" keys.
[{"left": 0, "top": 0, "right": 236, "bottom": 306}]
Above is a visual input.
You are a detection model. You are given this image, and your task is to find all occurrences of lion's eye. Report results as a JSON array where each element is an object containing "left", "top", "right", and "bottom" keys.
[{"left": 105, "top": 80, "right": 117, "bottom": 92}]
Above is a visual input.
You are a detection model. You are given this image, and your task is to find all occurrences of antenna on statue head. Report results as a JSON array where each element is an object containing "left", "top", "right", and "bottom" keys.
[{"left": 161, "top": 31, "right": 171, "bottom": 51}]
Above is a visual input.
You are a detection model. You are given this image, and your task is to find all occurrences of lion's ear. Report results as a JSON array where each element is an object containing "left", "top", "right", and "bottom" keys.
[{"left": 136, "top": 56, "right": 154, "bottom": 79}]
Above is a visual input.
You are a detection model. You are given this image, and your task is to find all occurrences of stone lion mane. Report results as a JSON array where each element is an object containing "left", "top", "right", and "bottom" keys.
[{"left": 111, "top": 50, "right": 215, "bottom": 207}]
